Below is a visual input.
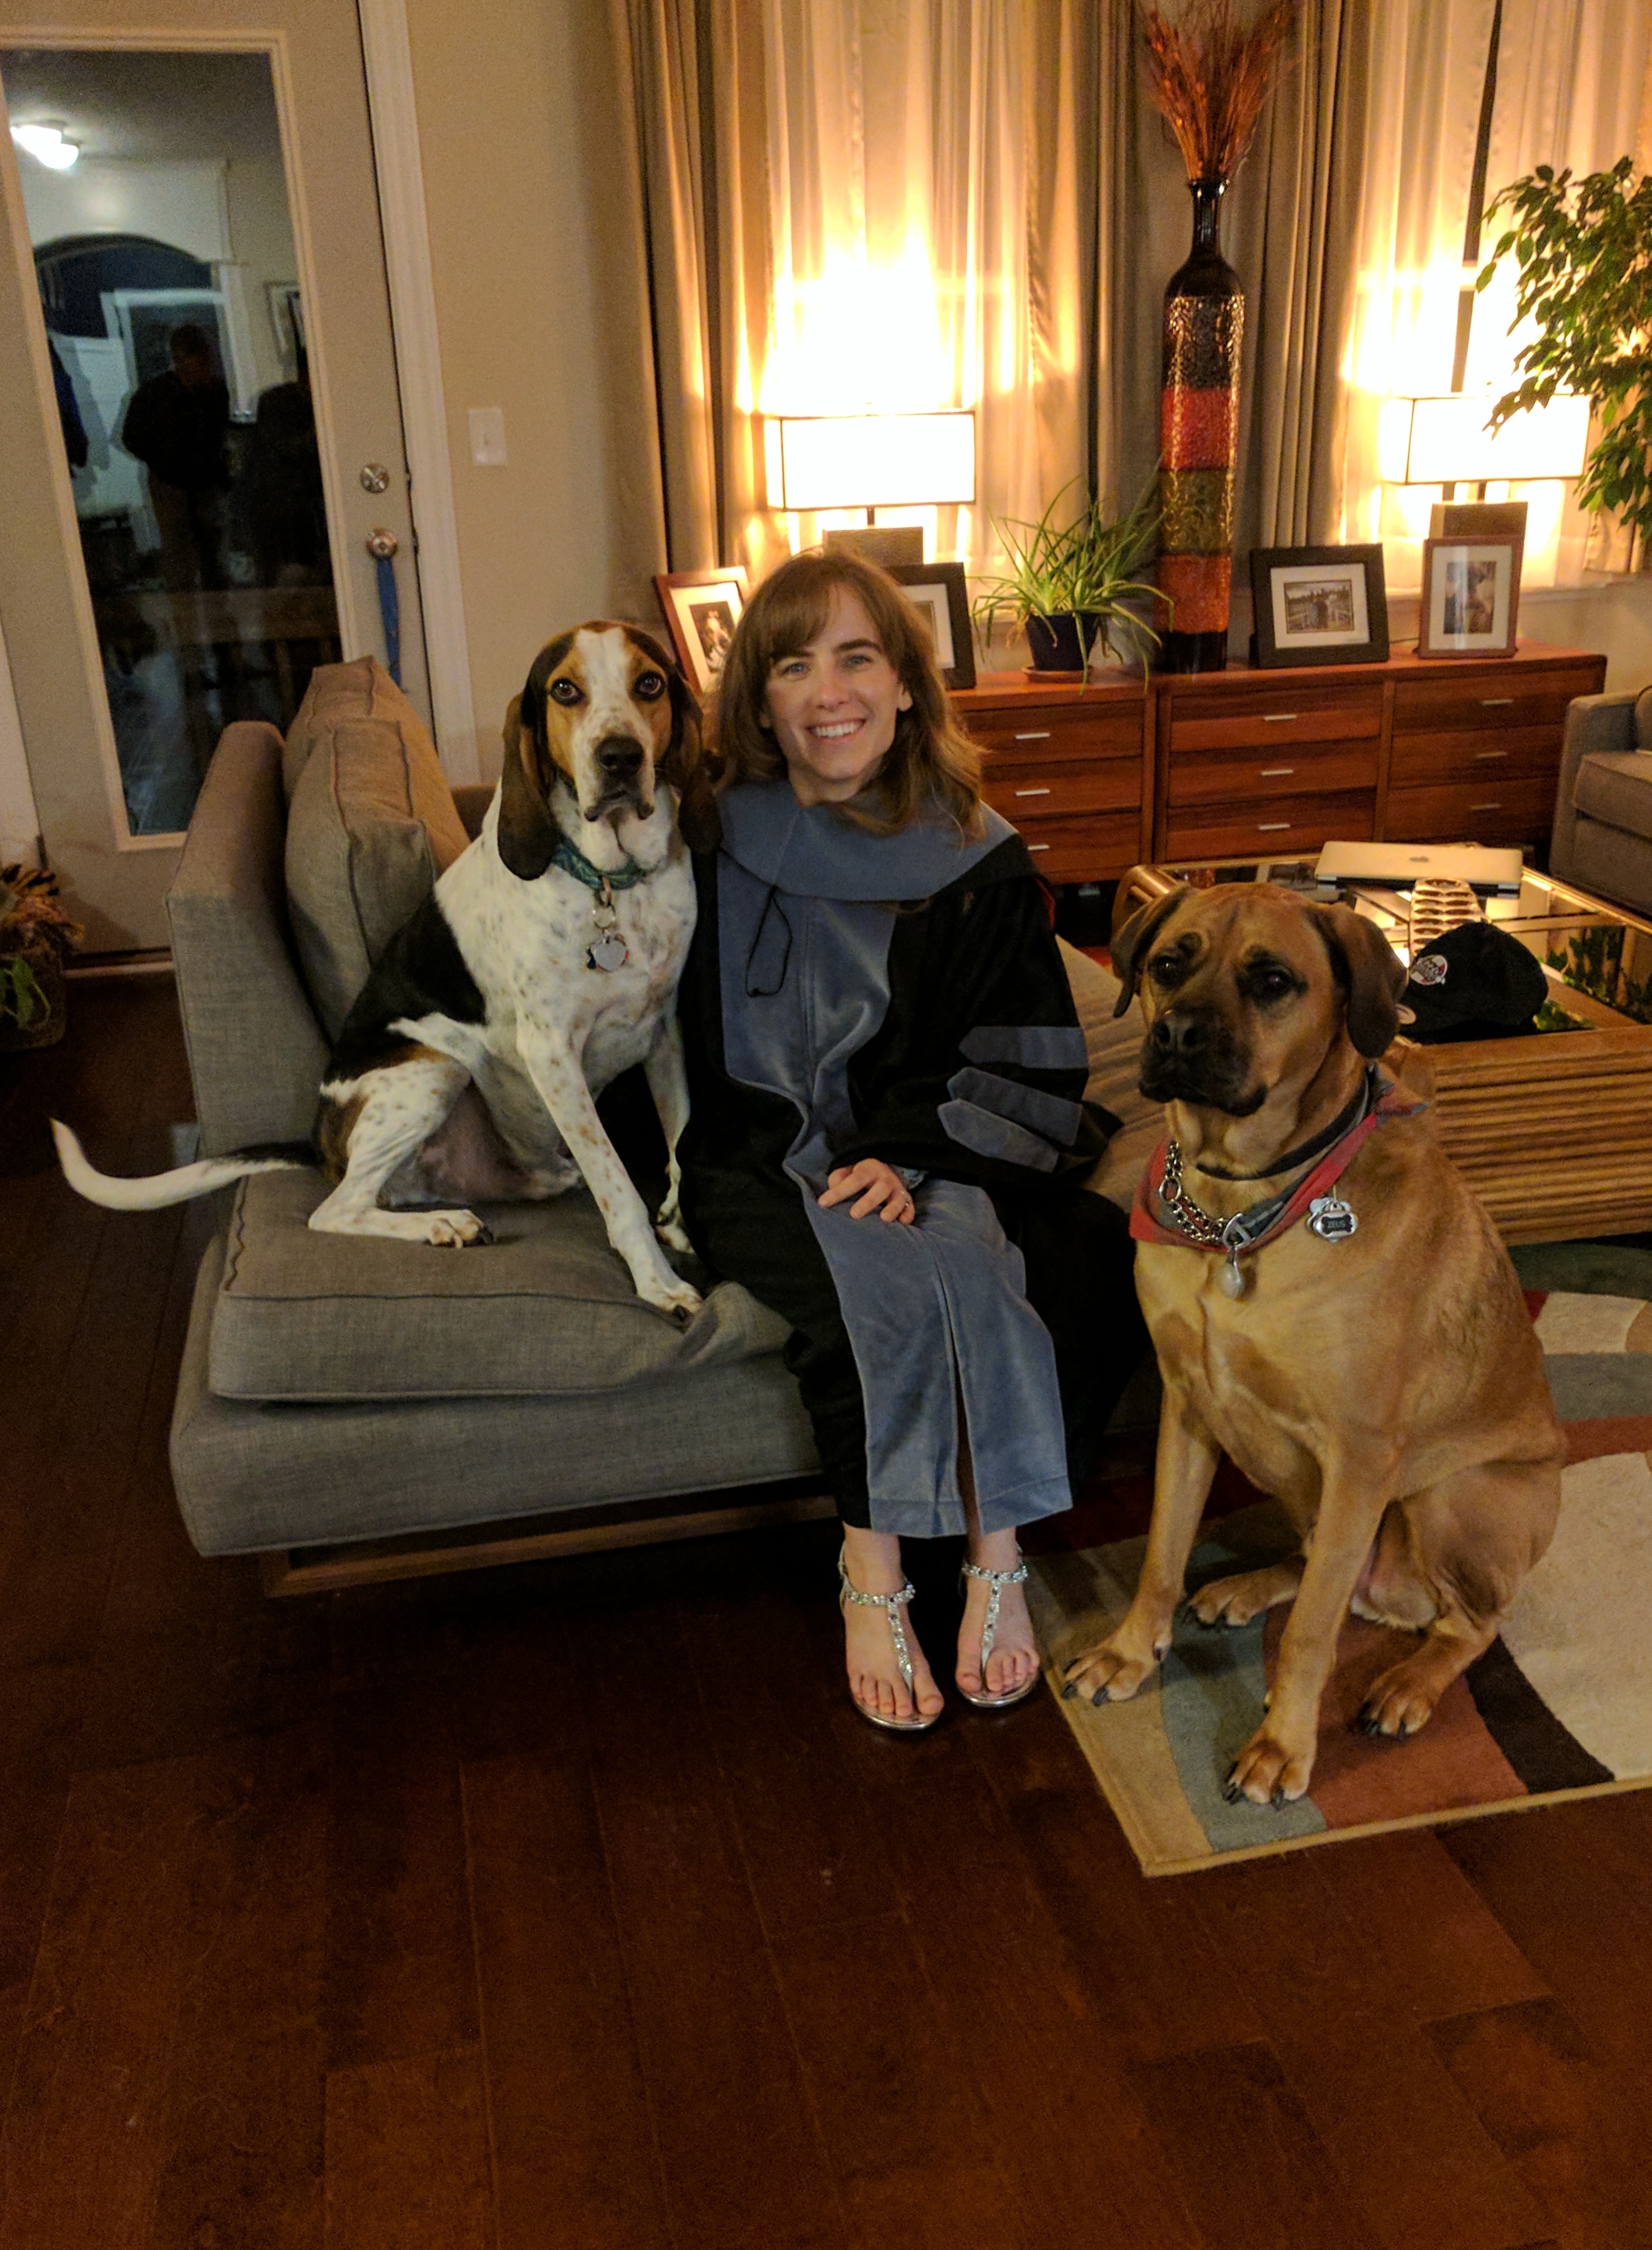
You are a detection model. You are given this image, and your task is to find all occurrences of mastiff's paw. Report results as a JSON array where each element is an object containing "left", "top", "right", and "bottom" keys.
[
  {"left": 1060, "top": 1621, "right": 1173, "bottom": 1708},
  {"left": 1223, "top": 1723, "right": 1316, "bottom": 1807}
]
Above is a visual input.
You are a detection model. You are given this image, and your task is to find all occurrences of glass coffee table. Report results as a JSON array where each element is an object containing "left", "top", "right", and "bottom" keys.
[{"left": 1116, "top": 854, "right": 1652, "bottom": 1245}]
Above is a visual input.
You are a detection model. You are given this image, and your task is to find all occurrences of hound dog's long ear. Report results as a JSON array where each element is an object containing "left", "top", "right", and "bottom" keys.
[
  {"left": 636, "top": 624, "right": 722, "bottom": 853},
  {"left": 1108, "top": 886, "right": 1191, "bottom": 1018},
  {"left": 497, "top": 641, "right": 567, "bottom": 881},
  {"left": 1310, "top": 901, "right": 1407, "bottom": 1059}
]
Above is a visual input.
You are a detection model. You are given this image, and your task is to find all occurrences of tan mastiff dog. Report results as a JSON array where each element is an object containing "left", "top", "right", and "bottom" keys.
[{"left": 1062, "top": 883, "right": 1563, "bottom": 1807}]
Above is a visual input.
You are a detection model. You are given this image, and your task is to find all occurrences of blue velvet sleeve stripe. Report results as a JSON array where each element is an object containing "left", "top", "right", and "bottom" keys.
[
  {"left": 959, "top": 1025, "right": 1089, "bottom": 1071},
  {"left": 946, "top": 1066, "right": 1082, "bottom": 1146},
  {"left": 938, "top": 1100, "right": 1060, "bottom": 1172}
]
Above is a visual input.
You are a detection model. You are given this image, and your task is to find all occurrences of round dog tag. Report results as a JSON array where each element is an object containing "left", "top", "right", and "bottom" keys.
[
  {"left": 586, "top": 932, "right": 630, "bottom": 972},
  {"left": 1307, "top": 1193, "right": 1358, "bottom": 1242}
]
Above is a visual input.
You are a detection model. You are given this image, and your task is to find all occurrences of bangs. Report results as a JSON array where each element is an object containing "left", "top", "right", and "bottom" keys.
[{"left": 752, "top": 563, "right": 882, "bottom": 671}]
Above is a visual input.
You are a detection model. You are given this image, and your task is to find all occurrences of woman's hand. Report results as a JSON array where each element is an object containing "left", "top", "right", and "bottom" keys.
[{"left": 817, "top": 1159, "right": 917, "bottom": 1224}]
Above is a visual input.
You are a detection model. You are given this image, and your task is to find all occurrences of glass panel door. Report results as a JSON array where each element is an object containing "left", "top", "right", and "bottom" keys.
[{"left": 2, "top": 45, "right": 340, "bottom": 835}]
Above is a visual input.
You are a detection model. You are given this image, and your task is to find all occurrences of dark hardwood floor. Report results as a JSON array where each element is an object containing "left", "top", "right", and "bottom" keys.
[{"left": 3, "top": 977, "right": 1649, "bottom": 2248}]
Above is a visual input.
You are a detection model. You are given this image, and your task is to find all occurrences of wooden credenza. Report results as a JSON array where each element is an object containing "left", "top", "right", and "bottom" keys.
[{"left": 951, "top": 642, "right": 1606, "bottom": 881}]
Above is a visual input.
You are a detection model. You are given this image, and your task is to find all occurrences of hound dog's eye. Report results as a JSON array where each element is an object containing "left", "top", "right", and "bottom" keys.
[
  {"left": 634, "top": 671, "right": 666, "bottom": 700},
  {"left": 548, "top": 678, "right": 582, "bottom": 705}
]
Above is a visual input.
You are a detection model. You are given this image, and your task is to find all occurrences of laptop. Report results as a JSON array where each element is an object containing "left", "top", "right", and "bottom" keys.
[{"left": 1314, "top": 841, "right": 1525, "bottom": 896}]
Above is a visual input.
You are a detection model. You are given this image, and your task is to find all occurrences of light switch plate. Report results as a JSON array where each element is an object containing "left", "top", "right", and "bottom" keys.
[{"left": 468, "top": 407, "right": 507, "bottom": 466}]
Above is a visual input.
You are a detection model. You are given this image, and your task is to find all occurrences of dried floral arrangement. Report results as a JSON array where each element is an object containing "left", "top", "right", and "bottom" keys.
[
  {"left": 1141, "top": 0, "right": 1297, "bottom": 184},
  {"left": 1, "top": 862, "right": 82, "bottom": 1047}
]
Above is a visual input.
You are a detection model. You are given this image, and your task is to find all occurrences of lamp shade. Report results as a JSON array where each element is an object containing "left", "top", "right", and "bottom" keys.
[
  {"left": 1378, "top": 392, "right": 1590, "bottom": 484},
  {"left": 766, "top": 411, "right": 976, "bottom": 512}
]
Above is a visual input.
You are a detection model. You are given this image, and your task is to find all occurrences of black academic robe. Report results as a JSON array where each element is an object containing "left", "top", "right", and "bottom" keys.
[{"left": 675, "top": 790, "right": 1145, "bottom": 1531}]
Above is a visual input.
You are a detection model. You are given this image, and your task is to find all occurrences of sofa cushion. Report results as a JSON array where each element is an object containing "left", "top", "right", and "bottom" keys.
[
  {"left": 283, "top": 658, "right": 471, "bottom": 1038},
  {"left": 1573, "top": 750, "right": 1652, "bottom": 839},
  {"left": 1059, "top": 937, "right": 1156, "bottom": 1210},
  {"left": 209, "top": 1168, "right": 793, "bottom": 1402},
  {"left": 1637, "top": 687, "right": 1652, "bottom": 750}
]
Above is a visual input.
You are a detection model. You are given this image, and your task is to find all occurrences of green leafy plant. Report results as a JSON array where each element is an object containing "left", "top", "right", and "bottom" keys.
[
  {"left": 0, "top": 951, "right": 50, "bottom": 1032},
  {"left": 1477, "top": 158, "right": 1652, "bottom": 563},
  {"left": 971, "top": 478, "right": 1170, "bottom": 670}
]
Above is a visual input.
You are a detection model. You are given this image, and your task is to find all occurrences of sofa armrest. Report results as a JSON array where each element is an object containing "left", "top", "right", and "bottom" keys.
[
  {"left": 167, "top": 723, "right": 329, "bottom": 1155},
  {"left": 1551, "top": 692, "right": 1637, "bottom": 880}
]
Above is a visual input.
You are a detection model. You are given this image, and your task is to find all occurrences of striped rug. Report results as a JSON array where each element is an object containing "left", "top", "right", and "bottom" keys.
[{"left": 1029, "top": 1255, "right": 1652, "bottom": 1876}]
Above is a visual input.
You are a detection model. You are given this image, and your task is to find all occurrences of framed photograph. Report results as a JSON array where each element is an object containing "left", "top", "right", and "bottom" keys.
[
  {"left": 1417, "top": 537, "right": 1522, "bottom": 659},
  {"left": 654, "top": 567, "right": 750, "bottom": 696},
  {"left": 1248, "top": 544, "right": 1389, "bottom": 668},
  {"left": 883, "top": 560, "right": 976, "bottom": 690},
  {"left": 822, "top": 524, "right": 925, "bottom": 568}
]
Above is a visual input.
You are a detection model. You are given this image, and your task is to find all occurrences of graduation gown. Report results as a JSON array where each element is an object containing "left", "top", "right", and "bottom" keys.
[{"left": 676, "top": 778, "right": 1143, "bottom": 1538}]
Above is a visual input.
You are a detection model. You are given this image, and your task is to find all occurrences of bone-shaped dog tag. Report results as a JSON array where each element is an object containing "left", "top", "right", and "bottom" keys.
[{"left": 1307, "top": 1193, "right": 1357, "bottom": 1242}]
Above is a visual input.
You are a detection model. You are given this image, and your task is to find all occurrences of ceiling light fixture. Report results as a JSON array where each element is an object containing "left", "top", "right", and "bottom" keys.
[{"left": 11, "top": 123, "right": 80, "bottom": 171}]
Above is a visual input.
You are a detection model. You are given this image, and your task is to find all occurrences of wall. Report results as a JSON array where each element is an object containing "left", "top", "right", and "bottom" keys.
[{"left": 400, "top": 0, "right": 665, "bottom": 780}]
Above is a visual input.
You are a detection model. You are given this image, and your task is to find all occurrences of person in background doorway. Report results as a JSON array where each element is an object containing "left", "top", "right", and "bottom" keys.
[{"left": 120, "top": 323, "right": 230, "bottom": 590}]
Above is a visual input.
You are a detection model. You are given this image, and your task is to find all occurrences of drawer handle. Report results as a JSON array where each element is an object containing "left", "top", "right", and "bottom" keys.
[
  {"left": 1262, "top": 714, "right": 1299, "bottom": 724},
  {"left": 1470, "top": 801, "right": 1502, "bottom": 812},
  {"left": 1259, "top": 766, "right": 1295, "bottom": 778},
  {"left": 1013, "top": 786, "right": 1052, "bottom": 797},
  {"left": 1479, "top": 697, "right": 1514, "bottom": 706},
  {"left": 1474, "top": 750, "right": 1508, "bottom": 761},
  {"left": 1026, "top": 841, "right": 1051, "bottom": 852},
  {"left": 1257, "top": 821, "right": 1291, "bottom": 832},
  {"left": 1014, "top": 729, "right": 1053, "bottom": 740}
]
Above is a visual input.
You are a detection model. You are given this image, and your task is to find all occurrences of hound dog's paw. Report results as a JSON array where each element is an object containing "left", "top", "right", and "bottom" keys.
[
  {"left": 1223, "top": 1723, "right": 1316, "bottom": 1807},
  {"left": 426, "top": 1211, "right": 493, "bottom": 1248},
  {"left": 1187, "top": 1558, "right": 1304, "bottom": 1630},
  {"left": 639, "top": 1274, "right": 704, "bottom": 1326},
  {"left": 1061, "top": 1619, "right": 1173, "bottom": 1707},
  {"left": 654, "top": 1211, "right": 693, "bottom": 1255}
]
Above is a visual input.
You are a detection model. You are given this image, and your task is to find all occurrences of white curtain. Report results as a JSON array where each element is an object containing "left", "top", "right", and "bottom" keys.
[
  {"left": 1338, "top": 0, "right": 1652, "bottom": 588},
  {"left": 757, "top": 0, "right": 1098, "bottom": 570}
]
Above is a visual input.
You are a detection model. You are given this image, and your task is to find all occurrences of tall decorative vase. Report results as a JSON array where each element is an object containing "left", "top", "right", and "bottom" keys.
[{"left": 1157, "top": 177, "right": 1243, "bottom": 673}]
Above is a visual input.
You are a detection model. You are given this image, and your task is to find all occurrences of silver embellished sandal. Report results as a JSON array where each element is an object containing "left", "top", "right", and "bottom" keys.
[
  {"left": 958, "top": 1555, "right": 1039, "bottom": 1710},
  {"left": 838, "top": 1547, "right": 939, "bottom": 1733}
]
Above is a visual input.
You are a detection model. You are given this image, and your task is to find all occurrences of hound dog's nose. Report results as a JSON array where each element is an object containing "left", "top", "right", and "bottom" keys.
[
  {"left": 596, "top": 737, "right": 646, "bottom": 778},
  {"left": 1152, "top": 1010, "right": 1211, "bottom": 1056}
]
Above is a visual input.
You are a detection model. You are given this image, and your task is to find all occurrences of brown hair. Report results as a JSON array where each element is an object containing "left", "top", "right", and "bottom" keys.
[{"left": 713, "top": 549, "right": 983, "bottom": 835}]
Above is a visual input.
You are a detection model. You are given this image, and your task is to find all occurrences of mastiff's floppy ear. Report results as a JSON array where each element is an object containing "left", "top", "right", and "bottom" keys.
[
  {"left": 497, "top": 641, "right": 566, "bottom": 881},
  {"left": 1311, "top": 901, "right": 1407, "bottom": 1058},
  {"left": 638, "top": 625, "right": 722, "bottom": 854},
  {"left": 1109, "top": 886, "right": 1191, "bottom": 1018}
]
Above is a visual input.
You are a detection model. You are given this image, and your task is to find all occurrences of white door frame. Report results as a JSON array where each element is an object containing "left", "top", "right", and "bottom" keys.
[{"left": 357, "top": 0, "right": 477, "bottom": 781}]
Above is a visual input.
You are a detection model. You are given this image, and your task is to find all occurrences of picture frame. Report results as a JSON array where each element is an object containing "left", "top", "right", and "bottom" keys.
[
  {"left": 1416, "top": 536, "right": 1522, "bottom": 659},
  {"left": 653, "top": 567, "right": 750, "bottom": 697},
  {"left": 883, "top": 560, "right": 976, "bottom": 690},
  {"left": 1248, "top": 544, "right": 1389, "bottom": 669}
]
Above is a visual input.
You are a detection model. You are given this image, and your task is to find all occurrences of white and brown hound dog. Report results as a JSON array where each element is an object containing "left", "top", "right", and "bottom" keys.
[{"left": 55, "top": 622, "right": 710, "bottom": 1321}]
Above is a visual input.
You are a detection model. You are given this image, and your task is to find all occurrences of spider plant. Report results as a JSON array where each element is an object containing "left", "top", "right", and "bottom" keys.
[{"left": 971, "top": 477, "right": 1170, "bottom": 671}]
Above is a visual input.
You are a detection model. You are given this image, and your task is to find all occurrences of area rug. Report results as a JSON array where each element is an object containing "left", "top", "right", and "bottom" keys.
[{"left": 1029, "top": 1269, "right": 1652, "bottom": 1876}]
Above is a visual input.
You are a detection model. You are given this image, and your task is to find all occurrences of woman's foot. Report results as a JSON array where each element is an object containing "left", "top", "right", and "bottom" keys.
[
  {"left": 956, "top": 1533, "right": 1040, "bottom": 1703},
  {"left": 840, "top": 1530, "right": 945, "bottom": 1728}
]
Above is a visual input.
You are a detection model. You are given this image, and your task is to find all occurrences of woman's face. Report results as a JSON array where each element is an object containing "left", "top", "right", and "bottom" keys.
[{"left": 760, "top": 587, "right": 913, "bottom": 807}]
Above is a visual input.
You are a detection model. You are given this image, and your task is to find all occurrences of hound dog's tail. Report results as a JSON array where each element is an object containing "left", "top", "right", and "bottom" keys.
[{"left": 52, "top": 1120, "right": 312, "bottom": 1211}]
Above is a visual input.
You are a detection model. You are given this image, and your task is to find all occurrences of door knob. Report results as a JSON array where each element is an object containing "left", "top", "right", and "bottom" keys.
[{"left": 365, "top": 528, "right": 399, "bottom": 560}]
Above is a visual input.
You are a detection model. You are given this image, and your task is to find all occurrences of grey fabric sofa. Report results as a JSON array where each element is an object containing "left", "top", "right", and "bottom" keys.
[
  {"left": 1549, "top": 686, "right": 1652, "bottom": 915},
  {"left": 165, "top": 710, "right": 1155, "bottom": 1574}
]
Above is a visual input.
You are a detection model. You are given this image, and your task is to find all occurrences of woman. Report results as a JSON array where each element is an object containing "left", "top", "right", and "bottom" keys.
[{"left": 675, "top": 551, "right": 1145, "bottom": 1730}]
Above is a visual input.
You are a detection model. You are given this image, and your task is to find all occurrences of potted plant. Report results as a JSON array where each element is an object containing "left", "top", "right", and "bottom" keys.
[
  {"left": 1, "top": 863, "right": 81, "bottom": 1052},
  {"left": 971, "top": 478, "right": 1170, "bottom": 676},
  {"left": 1477, "top": 157, "right": 1652, "bottom": 568}
]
